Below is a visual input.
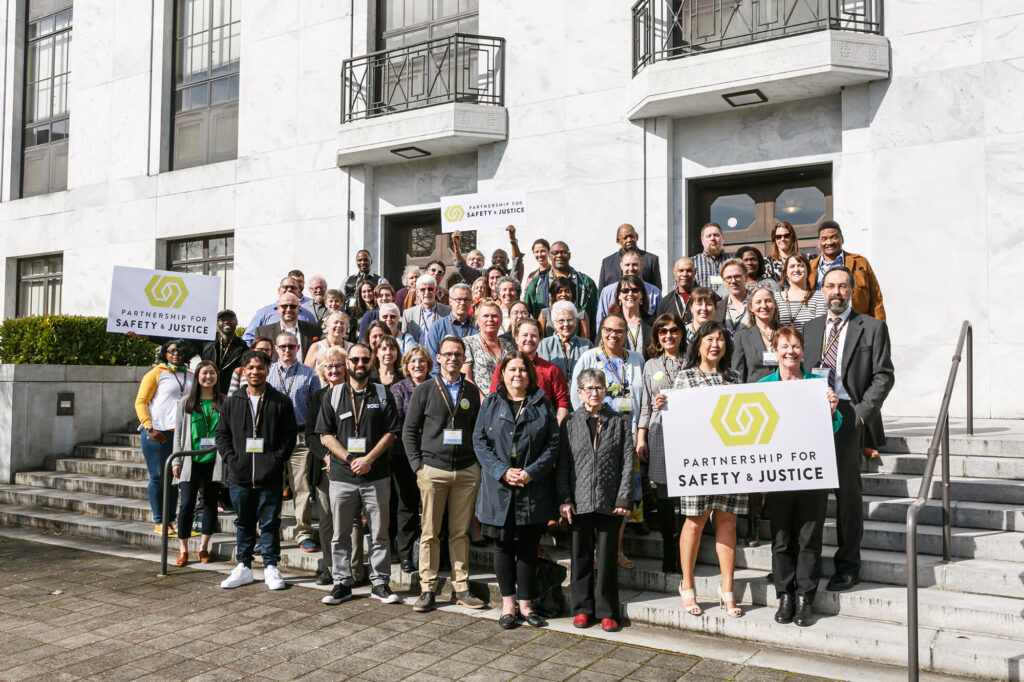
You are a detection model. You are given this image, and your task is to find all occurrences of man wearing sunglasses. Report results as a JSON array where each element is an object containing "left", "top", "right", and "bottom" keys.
[
  {"left": 254, "top": 293, "right": 322, "bottom": 362},
  {"left": 243, "top": 276, "right": 318, "bottom": 343},
  {"left": 267, "top": 332, "right": 322, "bottom": 554},
  {"left": 595, "top": 250, "right": 663, "bottom": 329}
]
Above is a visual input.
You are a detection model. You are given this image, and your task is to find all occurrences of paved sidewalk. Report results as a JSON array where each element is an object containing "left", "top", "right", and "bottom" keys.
[{"left": 0, "top": 537, "right": 832, "bottom": 682}]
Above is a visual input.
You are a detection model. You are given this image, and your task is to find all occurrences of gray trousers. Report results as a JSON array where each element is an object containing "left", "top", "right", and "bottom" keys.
[{"left": 329, "top": 478, "right": 390, "bottom": 586}]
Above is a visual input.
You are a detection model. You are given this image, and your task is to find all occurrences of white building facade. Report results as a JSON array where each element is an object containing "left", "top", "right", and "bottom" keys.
[{"left": 0, "top": 0, "right": 1019, "bottom": 418}]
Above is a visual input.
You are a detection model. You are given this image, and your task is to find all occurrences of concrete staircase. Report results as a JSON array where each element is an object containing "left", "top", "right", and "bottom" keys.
[{"left": 1, "top": 423, "right": 1023, "bottom": 680}]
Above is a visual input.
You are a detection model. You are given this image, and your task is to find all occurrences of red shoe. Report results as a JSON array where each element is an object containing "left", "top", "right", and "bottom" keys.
[
  {"left": 601, "top": 618, "right": 620, "bottom": 632},
  {"left": 572, "top": 613, "right": 590, "bottom": 628}
]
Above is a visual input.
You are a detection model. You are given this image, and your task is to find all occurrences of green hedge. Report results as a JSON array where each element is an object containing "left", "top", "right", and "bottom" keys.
[{"left": 0, "top": 315, "right": 157, "bottom": 366}]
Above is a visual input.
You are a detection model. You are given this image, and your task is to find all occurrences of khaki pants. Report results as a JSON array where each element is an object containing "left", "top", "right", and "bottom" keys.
[
  {"left": 288, "top": 442, "right": 313, "bottom": 544},
  {"left": 416, "top": 462, "right": 480, "bottom": 593}
]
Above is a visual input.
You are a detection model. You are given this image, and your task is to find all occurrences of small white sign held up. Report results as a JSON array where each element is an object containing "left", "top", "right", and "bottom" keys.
[
  {"left": 440, "top": 189, "right": 527, "bottom": 233},
  {"left": 107, "top": 266, "right": 220, "bottom": 341},
  {"left": 662, "top": 379, "right": 839, "bottom": 497}
]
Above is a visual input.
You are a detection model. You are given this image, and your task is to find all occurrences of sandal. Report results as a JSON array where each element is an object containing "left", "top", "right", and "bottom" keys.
[
  {"left": 617, "top": 552, "right": 635, "bottom": 569},
  {"left": 678, "top": 584, "right": 702, "bottom": 616},
  {"left": 718, "top": 585, "right": 743, "bottom": 618}
]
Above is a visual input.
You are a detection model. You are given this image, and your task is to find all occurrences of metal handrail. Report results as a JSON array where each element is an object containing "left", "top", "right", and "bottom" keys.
[
  {"left": 159, "top": 448, "right": 216, "bottom": 576},
  {"left": 906, "top": 321, "right": 972, "bottom": 680}
]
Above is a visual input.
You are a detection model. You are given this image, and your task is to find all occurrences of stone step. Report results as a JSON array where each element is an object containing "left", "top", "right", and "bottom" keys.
[
  {"left": 866, "top": 452, "right": 1024, "bottom": 480},
  {"left": 835, "top": 495, "right": 1024, "bottom": 533},
  {"left": 103, "top": 433, "right": 140, "bottom": 447},
  {"left": 53, "top": 457, "right": 150, "bottom": 481},
  {"left": 862, "top": 472, "right": 1024, "bottom": 505},
  {"left": 15, "top": 470, "right": 151, "bottom": 500},
  {"left": 73, "top": 443, "right": 141, "bottom": 463},
  {"left": 882, "top": 429, "right": 1024, "bottom": 458}
]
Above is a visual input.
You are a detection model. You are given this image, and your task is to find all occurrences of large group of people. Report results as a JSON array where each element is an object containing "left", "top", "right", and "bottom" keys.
[{"left": 134, "top": 219, "right": 894, "bottom": 632}]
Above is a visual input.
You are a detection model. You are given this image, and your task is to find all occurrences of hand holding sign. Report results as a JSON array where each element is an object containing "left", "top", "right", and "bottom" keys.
[{"left": 441, "top": 189, "right": 528, "bottom": 233}]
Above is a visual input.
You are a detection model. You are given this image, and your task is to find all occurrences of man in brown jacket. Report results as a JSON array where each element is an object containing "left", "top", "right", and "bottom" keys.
[{"left": 809, "top": 221, "right": 885, "bottom": 321}]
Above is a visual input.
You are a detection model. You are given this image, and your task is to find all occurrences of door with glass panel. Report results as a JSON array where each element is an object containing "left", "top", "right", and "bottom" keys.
[{"left": 382, "top": 211, "right": 477, "bottom": 290}]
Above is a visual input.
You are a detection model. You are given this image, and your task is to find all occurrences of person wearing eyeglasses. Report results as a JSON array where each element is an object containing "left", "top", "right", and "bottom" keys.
[
  {"left": 425, "top": 283, "right": 479, "bottom": 366},
  {"left": 538, "top": 277, "right": 592, "bottom": 342},
  {"left": 604, "top": 275, "right": 654, "bottom": 359},
  {"left": 253, "top": 293, "right": 322, "bottom": 362},
  {"left": 402, "top": 336, "right": 485, "bottom": 612},
  {"left": 538, "top": 300, "right": 592, "bottom": 381},
  {"left": 316, "top": 343, "right": 402, "bottom": 606},
  {"left": 595, "top": 250, "right": 662, "bottom": 327},
  {"left": 719, "top": 259, "right": 752, "bottom": 337},
  {"left": 267, "top": 332, "right": 322, "bottom": 554},
  {"left": 636, "top": 313, "right": 686, "bottom": 574},
  {"left": 524, "top": 241, "right": 598, "bottom": 337},
  {"left": 243, "top": 276, "right": 318, "bottom": 343},
  {"left": 766, "top": 221, "right": 800, "bottom": 283},
  {"left": 402, "top": 274, "right": 452, "bottom": 345}
]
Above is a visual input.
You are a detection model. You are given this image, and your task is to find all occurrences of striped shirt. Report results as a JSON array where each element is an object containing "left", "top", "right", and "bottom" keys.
[{"left": 774, "top": 289, "right": 827, "bottom": 332}]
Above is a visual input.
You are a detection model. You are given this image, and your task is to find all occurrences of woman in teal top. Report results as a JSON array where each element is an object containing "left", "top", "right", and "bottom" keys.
[
  {"left": 757, "top": 326, "right": 841, "bottom": 628},
  {"left": 172, "top": 360, "right": 226, "bottom": 566}
]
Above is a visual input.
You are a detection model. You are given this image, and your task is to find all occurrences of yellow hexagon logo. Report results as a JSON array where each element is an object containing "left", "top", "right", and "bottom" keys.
[
  {"left": 144, "top": 275, "right": 190, "bottom": 309},
  {"left": 444, "top": 205, "right": 465, "bottom": 222},
  {"left": 710, "top": 392, "right": 779, "bottom": 446}
]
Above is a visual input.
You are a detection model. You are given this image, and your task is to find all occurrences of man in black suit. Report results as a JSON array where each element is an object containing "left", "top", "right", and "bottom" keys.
[
  {"left": 201, "top": 309, "right": 247, "bottom": 389},
  {"left": 254, "top": 294, "right": 321, "bottom": 362},
  {"left": 597, "top": 223, "right": 662, "bottom": 291},
  {"left": 802, "top": 266, "right": 894, "bottom": 592}
]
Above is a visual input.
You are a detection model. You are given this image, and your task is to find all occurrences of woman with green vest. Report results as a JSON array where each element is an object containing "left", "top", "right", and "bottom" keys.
[{"left": 171, "top": 360, "right": 226, "bottom": 566}]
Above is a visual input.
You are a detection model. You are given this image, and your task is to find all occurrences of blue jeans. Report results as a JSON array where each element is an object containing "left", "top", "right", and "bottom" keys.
[
  {"left": 229, "top": 480, "right": 283, "bottom": 568},
  {"left": 177, "top": 459, "right": 220, "bottom": 539},
  {"left": 141, "top": 429, "right": 177, "bottom": 525}
]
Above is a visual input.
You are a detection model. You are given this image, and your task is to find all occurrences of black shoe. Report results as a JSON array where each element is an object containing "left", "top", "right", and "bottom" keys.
[
  {"left": 523, "top": 612, "right": 547, "bottom": 628},
  {"left": 630, "top": 521, "right": 650, "bottom": 536},
  {"left": 321, "top": 583, "right": 352, "bottom": 605},
  {"left": 826, "top": 574, "right": 859, "bottom": 592},
  {"left": 400, "top": 559, "right": 414, "bottom": 573},
  {"left": 793, "top": 595, "right": 813, "bottom": 626},
  {"left": 315, "top": 568, "right": 333, "bottom": 585},
  {"left": 765, "top": 572, "right": 773, "bottom": 582},
  {"left": 498, "top": 613, "right": 518, "bottom": 629},
  {"left": 370, "top": 584, "right": 401, "bottom": 604},
  {"left": 413, "top": 591, "right": 435, "bottom": 612},
  {"left": 774, "top": 593, "right": 795, "bottom": 624}
]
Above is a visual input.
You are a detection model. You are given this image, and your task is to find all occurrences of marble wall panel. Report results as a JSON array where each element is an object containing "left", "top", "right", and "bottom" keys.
[
  {"left": 111, "top": 0, "right": 155, "bottom": 81},
  {"left": 243, "top": 0, "right": 301, "bottom": 43},
  {"left": 72, "top": 0, "right": 115, "bottom": 90},
  {"left": 983, "top": 133, "right": 1024, "bottom": 346},
  {"left": 238, "top": 31, "right": 300, "bottom": 156},
  {"left": 300, "top": 0, "right": 350, "bottom": 27},
  {"left": 481, "top": 133, "right": 565, "bottom": 193},
  {"left": 68, "top": 83, "right": 113, "bottom": 187},
  {"left": 233, "top": 175, "right": 297, "bottom": 229},
  {"left": 294, "top": 168, "right": 346, "bottom": 222},
  {"left": 295, "top": 18, "right": 346, "bottom": 146},
  {"left": 564, "top": 179, "right": 645, "bottom": 275},
  {"left": 155, "top": 184, "right": 237, "bottom": 237},
  {"left": 983, "top": 11, "right": 1024, "bottom": 61},
  {"left": 63, "top": 242, "right": 154, "bottom": 315},
  {"left": 889, "top": 22, "right": 982, "bottom": 78},
  {"left": 986, "top": 343, "right": 1020, "bottom": 419},
  {"left": 564, "top": 1, "right": 632, "bottom": 96},
  {"left": 491, "top": 0, "right": 566, "bottom": 104},
  {"left": 983, "top": 58, "right": 1024, "bottom": 136},
  {"left": 507, "top": 99, "right": 566, "bottom": 140},
  {"left": 884, "top": 0, "right": 983, "bottom": 37},
  {"left": 373, "top": 152, "right": 477, "bottom": 214},
  {"left": 564, "top": 122, "right": 643, "bottom": 188},
  {"left": 156, "top": 160, "right": 236, "bottom": 196},
  {"left": 106, "top": 73, "right": 153, "bottom": 181}
]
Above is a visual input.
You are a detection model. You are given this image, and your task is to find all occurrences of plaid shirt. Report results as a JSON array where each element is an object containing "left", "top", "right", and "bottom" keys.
[
  {"left": 814, "top": 251, "right": 845, "bottom": 290},
  {"left": 268, "top": 361, "right": 321, "bottom": 428},
  {"left": 693, "top": 251, "right": 729, "bottom": 289}
]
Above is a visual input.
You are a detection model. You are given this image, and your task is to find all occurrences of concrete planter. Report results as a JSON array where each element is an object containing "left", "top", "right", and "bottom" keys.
[{"left": 0, "top": 364, "right": 149, "bottom": 483}]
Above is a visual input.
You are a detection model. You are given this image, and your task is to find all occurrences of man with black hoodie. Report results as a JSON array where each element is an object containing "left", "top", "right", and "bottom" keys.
[{"left": 216, "top": 349, "right": 298, "bottom": 590}]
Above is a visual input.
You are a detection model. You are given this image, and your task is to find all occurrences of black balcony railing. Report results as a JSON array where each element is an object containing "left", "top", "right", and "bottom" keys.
[
  {"left": 341, "top": 33, "right": 505, "bottom": 123},
  {"left": 632, "top": 0, "right": 883, "bottom": 75}
]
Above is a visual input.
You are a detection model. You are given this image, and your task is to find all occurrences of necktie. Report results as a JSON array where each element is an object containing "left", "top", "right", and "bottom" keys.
[{"left": 822, "top": 317, "right": 842, "bottom": 388}]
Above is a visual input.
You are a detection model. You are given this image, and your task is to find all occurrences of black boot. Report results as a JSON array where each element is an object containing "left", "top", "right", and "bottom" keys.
[
  {"left": 745, "top": 494, "right": 761, "bottom": 547},
  {"left": 774, "top": 593, "right": 795, "bottom": 624},
  {"left": 793, "top": 595, "right": 813, "bottom": 627}
]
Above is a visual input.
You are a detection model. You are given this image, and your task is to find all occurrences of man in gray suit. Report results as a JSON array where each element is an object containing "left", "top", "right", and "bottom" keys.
[
  {"left": 802, "top": 266, "right": 894, "bottom": 592},
  {"left": 402, "top": 274, "right": 451, "bottom": 345}
]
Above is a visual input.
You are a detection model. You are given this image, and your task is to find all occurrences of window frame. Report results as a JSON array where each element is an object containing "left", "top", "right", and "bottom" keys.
[
  {"left": 16, "top": 253, "right": 63, "bottom": 317},
  {"left": 165, "top": 233, "right": 234, "bottom": 309}
]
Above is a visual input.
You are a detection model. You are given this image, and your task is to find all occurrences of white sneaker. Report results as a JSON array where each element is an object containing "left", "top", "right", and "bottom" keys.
[
  {"left": 220, "top": 563, "right": 254, "bottom": 589},
  {"left": 264, "top": 564, "right": 286, "bottom": 590}
]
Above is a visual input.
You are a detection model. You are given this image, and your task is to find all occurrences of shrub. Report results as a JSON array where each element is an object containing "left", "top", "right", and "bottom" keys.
[{"left": 0, "top": 315, "right": 157, "bottom": 366}]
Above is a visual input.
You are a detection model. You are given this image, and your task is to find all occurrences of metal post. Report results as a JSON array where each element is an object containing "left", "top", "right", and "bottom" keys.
[
  {"left": 159, "top": 454, "right": 174, "bottom": 576},
  {"left": 906, "top": 508, "right": 919, "bottom": 681},
  {"left": 966, "top": 324, "right": 973, "bottom": 436},
  {"left": 941, "top": 414, "right": 952, "bottom": 563}
]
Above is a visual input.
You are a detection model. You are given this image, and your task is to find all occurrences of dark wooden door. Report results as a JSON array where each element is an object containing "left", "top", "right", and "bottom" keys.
[{"left": 382, "top": 210, "right": 477, "bottom": 289}]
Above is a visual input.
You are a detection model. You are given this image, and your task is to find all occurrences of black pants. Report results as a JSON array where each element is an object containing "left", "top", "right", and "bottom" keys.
[
  {"left": 654, "top": 484, "right": 680, "bottom": 570},
  {"left": 570, "top": 512, "right": 621, "bottom": 620},
  {"left": 389, "top": 449, "right": 420, "bottom": 563},
  {"left": 493, "top": 517, "right": 545, "bottom": 599},
  {"left": 766, "top": 489, "right": 827, "bottom": 600},
  {"left": 833, "top": 400, "right": 864, "bottom": 577},
  {"left": 177, "top": 460, "right": 219, "bottom": 539}
]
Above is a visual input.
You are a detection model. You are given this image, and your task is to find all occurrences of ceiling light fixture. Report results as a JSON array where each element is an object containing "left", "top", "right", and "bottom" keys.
[
  {"left": 390, "top": 146, "right": 431, "bottom": 159},
  {"left": 722, "top": 89, "right": 768, "bottom": 107}
]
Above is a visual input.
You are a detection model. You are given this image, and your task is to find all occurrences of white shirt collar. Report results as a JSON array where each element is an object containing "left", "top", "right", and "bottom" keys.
[{"left": 827, "top": 305, "right": 853, "bottom": 324}]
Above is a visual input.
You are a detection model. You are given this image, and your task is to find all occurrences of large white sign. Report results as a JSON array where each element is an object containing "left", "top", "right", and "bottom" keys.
[
  {"left": 440, "top": 189, "right": 527, "bottom": 233},
  {"left": 107, "top": 266, "right": 220, "bottom": 341},
  {"left": 662, "top": 379, "right": 839, "bottom": 497}
]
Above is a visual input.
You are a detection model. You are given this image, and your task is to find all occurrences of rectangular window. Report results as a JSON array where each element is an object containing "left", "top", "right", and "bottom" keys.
[
  {"left": 22, "top": 3, "right": 72, "bottom": 197},
  {"left": 172, "top": 0, "right": 240, "bottom": 170},
  {"left": 379, "top": 0, "right": 478, "bottom": 49},
  {"left": 17, "top": 254, "right": 63, "bottom": 316},
  {"left": 166, "top": 234, "right": 234, "bottom": 308}
]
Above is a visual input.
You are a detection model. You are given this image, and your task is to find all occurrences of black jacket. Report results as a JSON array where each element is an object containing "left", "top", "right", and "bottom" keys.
[
  {"left": 306, "top": 387, "right": 329, "bottom": 488},
  {"left": 598, "top": 248, "right": 662, "bottom": 291},
  {"left": 253, "top": 320, "right": 321, "bottom": 362},
  {"left": 201, "top": 334, "right": 247, "bottom": 390},
  {"left": 557, "top": 405, "right": 634, "bottom": 514},
  {"left": 401, "top": 376, "right": 481, "bottom": 472},
  {"left": 731, "top": 325, "right": 777, "bottom": 383},
  {"left": 655, "top": 291, "right": 693, "bottom": 325},
  {"left": 216, "top": 384, "right": 297, "bottom": 488}
]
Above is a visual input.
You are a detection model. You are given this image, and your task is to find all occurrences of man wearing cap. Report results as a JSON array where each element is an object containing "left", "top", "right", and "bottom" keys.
[{"left": 201, "top": 310, "right": 248, "bottom": 389}]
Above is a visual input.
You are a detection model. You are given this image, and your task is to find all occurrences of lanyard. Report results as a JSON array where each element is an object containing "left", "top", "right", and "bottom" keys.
[
  {"left": 248, "top": 392, "right": 264, "bottom": 437},
  {"left": 347, "top": 385, "right": 367, "bottom": 431},
  {"left": 216, "top": 338, "right": 230, "bottom": 367},
  {"left": 696, "top": 368, "right": 716, "bottom": 387},
  {"left": 662, "top": 354, "right": 683, "bottom": 385},
  {"left": 673, "top": 292, "right": 688, "bottom": 318},
  {"left": 599, "top": 351, "right": 629, "bottom": 390},
  {"left": 591, "top": 415, "right": 602, "bottom": 452},
  {"left": 199, "top": 400, "right": 214, "bottom": 436},
  {"left": 821, "top": 318, "right": 848, "bottom": 360},
  {"left": 784, "top": 294, "right": 807, "bottom": 326},
  {"left": 451, "top": 315, "right": 473, "bottom": 339},
  {"left": 434, "top": 376, "right": 464, "bottom": 427},
  {"left": 626, "top": 323, "right": 641, "bottom": 351},
  {"left": 510, "top": 398, "right": 528, "bottom": 425},
  {"left": 166, "top": 365, "right": 187, "bottom": 396},
  {"left": 757, "top": 325, "right": 775, "bottom": 349},
  {"left": 559, "top": 338, "right": 574, "bottom": 374},
  {"left": 277, "top": 365, "right": 299, "bottom": 398}
]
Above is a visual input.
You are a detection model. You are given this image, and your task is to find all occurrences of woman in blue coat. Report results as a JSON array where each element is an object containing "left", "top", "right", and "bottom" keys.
[{"left": 473, "top": 351, "right": 560, "bottom": 630}]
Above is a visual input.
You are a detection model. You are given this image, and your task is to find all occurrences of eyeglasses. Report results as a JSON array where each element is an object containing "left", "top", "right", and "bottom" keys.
[
  {"left": 428, "top": 268, "right": 445, "bottom": 275},
  {"left": 554, "top": 318, "right": 575, "bottom": 325},
  {"left": 602, "top": 328, "right": 626, "bottom": 335},
  {"left": 324, "top": 364, "right": 345, "bottom": 371},
  {"left": 276, "top": 344, "right": 298, "bottom": 350},
  {"left": 279, "top": 304, "right": 298, "bottom": 310},
  {"left": 165, "top": 348, "right": 181, "bottom": 355},
  {"left": 658, "top": 327, "right": 681, "bottom": 336},
  {"left": 348, "top": 357, "right": 372, "bottom": 365},
  {"left": 549, "top": 249, "right": 569, "bottom": 256},
  {"left": 723, "top": 275, "right": 744, "bottom": 282},
  {"left": 620, "top": 288, "right": 640, "bottom": 294},
  {"left": 438, "top": 352, "right": 464, "bottom": 359},
  {"left": 580, "top": 386, "right": 605, "bottom": 394},
  {"left": 774, "top": 233, "right": 793, "bottom": 240},
  {"left": 451, "top": 297, "right": 471, "bottom": 304}
]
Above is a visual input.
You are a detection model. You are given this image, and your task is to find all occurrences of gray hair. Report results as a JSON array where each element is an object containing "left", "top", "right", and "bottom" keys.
[
  {"left": 550, "top": 300, "right": 578, "bottom": 318},
  {"left": 325, "top": 311, "right": 350, "bottom": 328},
  {"left": 415, "top": 274, "right": 437, "bottom": 290},
  {"left": 576, "top": 368, "right": 607, "bottom": 390},
  {"left": 496, "top": 276, "right": 521, "bottom": 298},
  {"left": 378, "top": 302, "right": 400, "bottom": 318},
  {"left": 315, "top": 345, "right": 348, "bottom": 383},
  {"left": 467, "top": 249, "right": 484, "bottom": 261},
  {"left": 401, "top": 264, "right": 422, "bottom": 280},
  {"left": 309, "top": 275, "right": 328, "bottom": 287},
  {"left": 449, "top": 282, "right": 472, "bottom": 297}
]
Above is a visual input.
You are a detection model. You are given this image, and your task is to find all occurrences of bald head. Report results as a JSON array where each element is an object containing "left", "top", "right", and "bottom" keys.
[
  {"left": 673, "top": 256, "right": 696, "bottom": 292},
  {"left": 616, "top": 224, "right": 639, "bottom": 252}
]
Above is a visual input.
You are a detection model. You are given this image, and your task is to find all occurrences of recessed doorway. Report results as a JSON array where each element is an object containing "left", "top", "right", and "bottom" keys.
[{"left": 381, "top": 210, "right": 477, "bottom": 289}]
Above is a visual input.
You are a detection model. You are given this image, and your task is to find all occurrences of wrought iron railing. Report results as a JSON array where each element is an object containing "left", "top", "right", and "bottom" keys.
[
  {"left": 632, "top": 0, "right": 883, "bottom": 74},
  {"left": 341, "top": 33, "right": 505, "bottom": 123},
  {"left": 905, "top": 321, "right": 972, "bottom": 681}
]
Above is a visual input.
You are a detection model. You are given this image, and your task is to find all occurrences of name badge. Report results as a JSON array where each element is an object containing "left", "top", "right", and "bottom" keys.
[
  {"left": 338, "top": 411, "right": 353, "bottom": 421},
  {"left": 762, "top": 350, "right": 778, "bottom": 366},
  {"left": 347, "top": 437, "right": 367, "bottom": 454},
  {"left": 709, "top": 275, "right": 723, "bottom": 286},
  {"left": 811, "top": 366, "right": 829, "bottom": 379},
  {"left": 612, "top": 397, "right": 633, "bottom": 413},
  {"left": 199, "top": 437, "right": 216, "bottom": 450},
  {"left": 443, "top": 429, "right": 463, "bottom": 445},
  {"left": 347, "top": 296, "right": 358, "bottom": 308},
  {"left": 245, "top": 438, "right": 264, "bottom": 453}
]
